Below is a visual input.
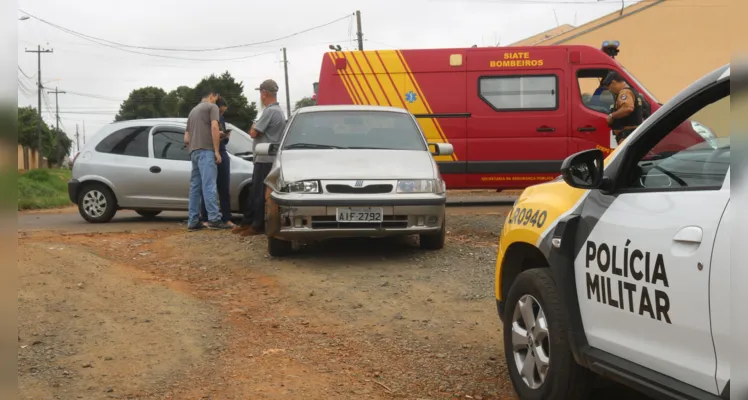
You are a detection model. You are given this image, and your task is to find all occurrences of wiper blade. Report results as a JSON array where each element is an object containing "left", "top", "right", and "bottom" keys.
[{"left": 283, "top": 143, "right": 347, "bottom": 149}]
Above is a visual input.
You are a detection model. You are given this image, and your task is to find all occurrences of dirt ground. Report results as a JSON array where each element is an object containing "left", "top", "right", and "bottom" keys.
[
  {"left": 19, "top": 206, "right": 513, "bottom": 400},
  {"left": 18, "top": 204, "right": 644, "bottom": 400}
]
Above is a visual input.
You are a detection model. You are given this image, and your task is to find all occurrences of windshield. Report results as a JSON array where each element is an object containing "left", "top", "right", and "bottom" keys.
[
  {"left": 281, "top": 110, "right": 428, "bottom": 151},
  {"left": 224, "top": 122, "right": 254, "bottom": 156},
  {"left": 621, "top": 65, "right": 660, "bottom": 104}
]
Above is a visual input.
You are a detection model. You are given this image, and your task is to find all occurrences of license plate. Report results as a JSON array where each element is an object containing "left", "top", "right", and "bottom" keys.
[{"left": 336, "top": 207, "right": 384, "bottom": 223}]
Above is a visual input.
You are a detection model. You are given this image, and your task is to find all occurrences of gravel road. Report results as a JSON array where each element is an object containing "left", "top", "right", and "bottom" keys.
[{"left": 18, "top": 204, "right": 649, "bottom": 400}]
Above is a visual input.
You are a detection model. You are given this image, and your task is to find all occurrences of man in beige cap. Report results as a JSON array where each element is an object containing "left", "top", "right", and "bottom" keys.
[{"left": 233, "top": 79, "right": 287, "bottom": 236}]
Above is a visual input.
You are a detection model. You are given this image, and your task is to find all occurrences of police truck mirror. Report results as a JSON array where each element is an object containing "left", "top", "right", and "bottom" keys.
[{"left": 561, "top": 149, "right": 605, "bottom": 189}]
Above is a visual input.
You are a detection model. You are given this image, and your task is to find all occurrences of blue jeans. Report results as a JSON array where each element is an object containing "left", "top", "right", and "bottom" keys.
[
  {"left": 188, "top": 149, "right": 220, "bottom": 227},
  {"left": 200, "top": 150, "right": 231, "bottom": 222}
]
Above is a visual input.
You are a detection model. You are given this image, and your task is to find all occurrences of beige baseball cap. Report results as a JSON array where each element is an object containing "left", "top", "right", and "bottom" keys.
[{"left": 256, "top": 79, "right": 279, "bottom": 93}]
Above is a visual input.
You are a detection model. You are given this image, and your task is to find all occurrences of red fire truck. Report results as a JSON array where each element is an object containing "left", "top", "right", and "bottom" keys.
[{"left": 315, "top": 42, "right": 706, "bottom": 190}]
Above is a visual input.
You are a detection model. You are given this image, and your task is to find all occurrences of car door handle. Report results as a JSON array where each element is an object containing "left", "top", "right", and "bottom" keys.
[
  {"left": 536, "top": 126, "right": 555, "bottom": 132},
  {"left": 577, "top": 126, "right": 597, "bottom": 132},
  {"left": 673, "top": 226, "right": 703, "bottom": 244},
  {"left": 150, "top": 166, "right": 161, "bottom": 173}
]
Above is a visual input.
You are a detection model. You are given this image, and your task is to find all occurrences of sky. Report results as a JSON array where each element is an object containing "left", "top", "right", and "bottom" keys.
[{"left": 17, "top": 0, "right": 640, "bottom": 148}]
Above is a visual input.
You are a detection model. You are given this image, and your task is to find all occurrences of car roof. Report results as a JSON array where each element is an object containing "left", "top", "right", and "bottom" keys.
[{"left": 295, "top": 105, "right": 411, "bottom": 114}]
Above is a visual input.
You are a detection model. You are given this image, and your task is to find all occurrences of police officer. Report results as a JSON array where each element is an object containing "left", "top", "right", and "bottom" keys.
[{"left": 601, "top": 71, "right": 644, "bottom": 145}]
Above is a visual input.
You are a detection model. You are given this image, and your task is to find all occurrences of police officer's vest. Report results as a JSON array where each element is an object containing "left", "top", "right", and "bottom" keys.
[{"left": 610, "top": 86, "right": 644, "bottom": 130}]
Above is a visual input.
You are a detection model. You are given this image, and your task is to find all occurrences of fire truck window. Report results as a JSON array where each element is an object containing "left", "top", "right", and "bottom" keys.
[
  {"left": 479, "top": 75, "right": 557, "bottom": 111},
  {"left": 577, "top": 69, "right": 615, "bottom": 114}
]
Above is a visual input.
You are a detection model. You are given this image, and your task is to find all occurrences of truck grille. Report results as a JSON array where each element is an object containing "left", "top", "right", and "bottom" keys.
[
  {"left": 325, "top": 184, "right": 393, "bottom": 194},
  {"left": 311, "top": 215, "right": 408, "bottom": 230}
]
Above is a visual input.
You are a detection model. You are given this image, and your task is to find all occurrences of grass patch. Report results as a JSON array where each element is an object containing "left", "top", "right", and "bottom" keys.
[{"left": 18, "top": 169, "right": 73, "bottom": 211}]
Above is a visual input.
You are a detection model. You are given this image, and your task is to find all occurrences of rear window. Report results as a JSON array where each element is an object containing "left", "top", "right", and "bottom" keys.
[
  {"left": 282, "top": 111, "right": 427, "bottom": 151},
  {"left": 95, "top": 126, "right": 150, "bottom": 157}
]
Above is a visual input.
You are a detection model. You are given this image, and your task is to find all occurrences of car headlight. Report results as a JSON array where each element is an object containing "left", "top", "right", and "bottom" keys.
[
  {"left": 283, "top": 180, "right": 320, "bottom": 193},
  {"left": 397, "top": 179, "right": 442, "bottom": 194}
]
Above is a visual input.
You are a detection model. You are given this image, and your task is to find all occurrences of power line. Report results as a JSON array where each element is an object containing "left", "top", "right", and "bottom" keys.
[
  {"left": 19, "top": 9, "right": 354, "bottom": 53},
  {"left": 20, "top": 17, "right": 277, "bottom": 62},
  {"left": 18, "top": 65, "right": 36, "bottom": 79}
]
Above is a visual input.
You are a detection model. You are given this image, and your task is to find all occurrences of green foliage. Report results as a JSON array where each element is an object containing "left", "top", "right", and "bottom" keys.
[
  {"left": 17, "top": 169, "right": 72, "bottom": 210},
  {"left": 17, "top": 106, "right": 71, "bottom": 161},
  {"left": 114, "top": 72, "right": 258, "bottom": 131},
  {"left": 115, "top": 86, "right": 169, "bottom": 121},
  {"left": 294, "top": 96, "right": 317, "bottom": 111}
]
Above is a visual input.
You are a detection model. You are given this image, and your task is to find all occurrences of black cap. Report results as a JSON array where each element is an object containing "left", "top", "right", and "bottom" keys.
[{"left": 601, "top": 71, "right": 624, "bottom": 86}]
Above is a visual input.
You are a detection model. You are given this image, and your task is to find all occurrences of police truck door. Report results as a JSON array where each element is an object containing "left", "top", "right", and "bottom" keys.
[{"left": 574, "top": 79, "right": 730, "bottom": 395}]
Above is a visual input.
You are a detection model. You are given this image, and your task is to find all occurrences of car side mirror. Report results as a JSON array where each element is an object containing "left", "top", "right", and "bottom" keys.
[
  {"left": 429, "top": 142, "right": 454, "bottom": 156},
  {"left": 561, "top": 149, "right": 605, "bottom": 189},
  {"left": 254, "top": 143, "right": 279, "bottom": 156}
]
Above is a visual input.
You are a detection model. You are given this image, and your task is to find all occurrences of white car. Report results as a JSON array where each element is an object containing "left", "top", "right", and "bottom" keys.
[
  {"left": 494, "top": 64, "right": 731, "bottom": 399},
  {"left": 68, "top": 118, "right": 255, "bottom": 222},
  {"left": 256, "top": 105, "right": 453, "bottom": 257}
]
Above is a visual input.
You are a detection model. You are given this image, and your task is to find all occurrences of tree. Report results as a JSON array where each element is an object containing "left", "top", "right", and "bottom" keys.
[
  {"left": 192, "top": 71, "right": 257, "bottom": 131},
  {"left": 115, "top": 86, "right": 169, "bottom": 121},
  {"left": 294, "top": 96, "right": 316, "bottom": 111},
  {"left": 114, "top": 72, "right": 258, "bottom": 131},
  {"left": 17, "top": 106, "right": 71, "bottom": 164},
  {"left": 49, "top": 127, "right": 73, "bottom": 166},
  {"left": 162, "top": 85, "right": 194, "bottom": 118}
]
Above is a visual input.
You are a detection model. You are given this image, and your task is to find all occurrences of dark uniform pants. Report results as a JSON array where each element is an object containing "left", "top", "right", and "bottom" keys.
[
  {"left": 614, "top": 127, "right": 637, "bottom": 145},
  {"left": 241, "top": 162, "right": 273, "bottom": 230}
]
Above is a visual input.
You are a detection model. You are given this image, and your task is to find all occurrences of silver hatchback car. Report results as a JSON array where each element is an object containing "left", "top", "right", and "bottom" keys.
[
  {"left": 68, "top": 118, "right": 255, "bottom": 223},
  {"left": 258, "top": 105, "right": 453, "bottom": 257}
]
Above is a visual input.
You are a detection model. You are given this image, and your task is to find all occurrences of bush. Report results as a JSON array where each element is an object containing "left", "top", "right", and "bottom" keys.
[{"left": 18, "top": 169, "right": 72, "bottom": 210}]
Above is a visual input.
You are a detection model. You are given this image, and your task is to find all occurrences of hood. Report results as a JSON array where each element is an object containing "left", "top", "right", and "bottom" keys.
[{"left": 276, "top": 149, "right": 437, "bottom": 182}]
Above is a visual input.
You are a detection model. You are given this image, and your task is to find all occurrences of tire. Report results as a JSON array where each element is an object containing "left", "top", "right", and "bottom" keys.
[
  {"left": 77, "top": 183, "right": 117, "bottom": 223},
  {"left": 503, "top": 268, "right": 593, "bottom": 400},
  {"left": 136, "top": 210, "right": 162, "bottom": 219},
  {"left": 267, "top": 236, "right": 292, "bottom": 257},
  {"left": 419, "top": 220, "right": 446, "bottom": 250}
]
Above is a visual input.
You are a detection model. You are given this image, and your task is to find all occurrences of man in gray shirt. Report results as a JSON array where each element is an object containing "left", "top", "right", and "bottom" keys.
[
  {"left": 184, "top": 89, "right": 231, "bottom": 231},
  {"left": 233, "top": 79, "right": 286, "bottom": 236}
]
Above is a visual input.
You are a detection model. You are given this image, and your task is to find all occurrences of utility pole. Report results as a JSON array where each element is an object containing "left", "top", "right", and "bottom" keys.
[
  {"left": 75, "top": 124, "right": 80, "bottom": 152},
  {"left": 282, "top": 47, "right": 291, "bottom": 118},
  {"left": 83, "top": 121, "right": 86, "bottom": 145},
  {"left": 25, "top": 45, "right": 53, "bottom": 168},
  {"left": 47, "top": 87, "right": 66, "bottom": 166},
  {"left": 356, "top": 10, "right": 363, "bottom": 51}
]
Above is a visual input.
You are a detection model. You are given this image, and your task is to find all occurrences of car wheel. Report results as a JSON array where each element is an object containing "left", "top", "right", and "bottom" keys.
[
  {"left": 77, "top": 183, "right": 117, "bottom": 223},
  {"left": 419, "top": 220, "right": 446, "bottom": 250},
  {"left": 136, "top": 210, "right": 162, "bottom": 219},
  {"left": 503, "top": 268, "right": 593, "bottom": 400},
  {"left": 267, "top": 236, "right": 292, "bottom": 257}
]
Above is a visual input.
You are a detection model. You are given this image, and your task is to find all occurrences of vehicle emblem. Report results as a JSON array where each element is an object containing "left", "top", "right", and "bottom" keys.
[
  {"left": 354, "top": 180, "right": 364, "bottom": 187},
  {"left": 405, "top": 91, "right": 417, "bottom": 104}
]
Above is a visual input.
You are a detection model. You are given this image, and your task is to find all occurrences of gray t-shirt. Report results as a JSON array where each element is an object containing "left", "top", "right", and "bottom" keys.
[
  {"left": 186, "top": 101, "right": 220, "bottom": 153},
  {"left": 252, "top": 102, "right": 286, "bottom": 163}
]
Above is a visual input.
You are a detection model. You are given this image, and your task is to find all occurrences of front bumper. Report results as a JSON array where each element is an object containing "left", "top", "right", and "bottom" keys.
[
  {"left": 268, "top": 192, "right": 446, "bottom": 241},
  {"left": 67, "top": 179, "right": 80, "bottom": 204}
]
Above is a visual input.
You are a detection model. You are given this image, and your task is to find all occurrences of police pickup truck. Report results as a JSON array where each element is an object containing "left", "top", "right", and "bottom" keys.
[{"left": 494, "top": 64, "right": 731, "bottom": 400}]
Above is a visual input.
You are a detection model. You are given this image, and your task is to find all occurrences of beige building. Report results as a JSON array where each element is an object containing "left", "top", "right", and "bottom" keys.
[{"left": 511, "top": 0, "right": 733, "bottom": 103}]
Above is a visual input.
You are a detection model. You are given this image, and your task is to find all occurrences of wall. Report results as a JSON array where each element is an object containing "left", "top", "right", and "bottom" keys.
[
  {"left": 546, "top": 0, "right": 732, "bottom": 102},
  {"left": 17, "top": 145, "right": 44, "bottom": 171}
]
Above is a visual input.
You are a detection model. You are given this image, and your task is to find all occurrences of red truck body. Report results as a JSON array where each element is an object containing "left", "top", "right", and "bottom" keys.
[{"left": 316, "top": 45, "right": 703, "bottom": 189}]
